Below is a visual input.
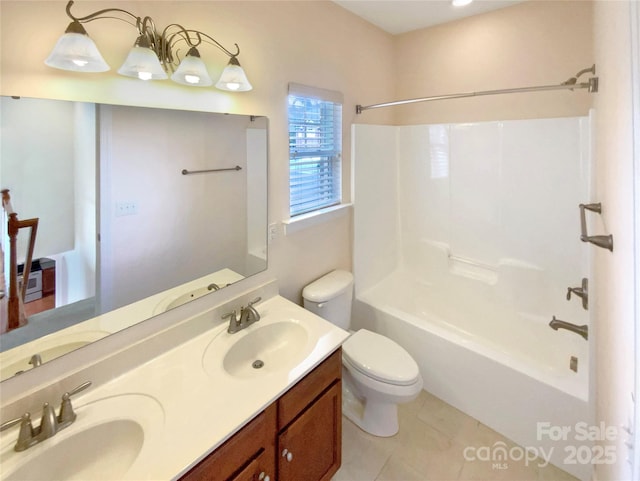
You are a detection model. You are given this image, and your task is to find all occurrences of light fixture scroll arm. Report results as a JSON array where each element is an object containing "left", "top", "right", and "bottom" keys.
[
  {"left": 178, "top": 27, "right": 241, "bottom": 59},
  {"left": 64, "top": 0, "right": 139, "bottom": 25},
  {"left": 162, "top": 23, "right": 201, "bottom": 65},
  {"left": 161, "top": 23, "right": 241, "bottom": 65}
]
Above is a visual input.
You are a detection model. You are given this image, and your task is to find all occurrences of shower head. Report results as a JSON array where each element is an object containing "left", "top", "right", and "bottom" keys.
[{"left": 562, "top": 64, "right": 596, "bottom": 86}]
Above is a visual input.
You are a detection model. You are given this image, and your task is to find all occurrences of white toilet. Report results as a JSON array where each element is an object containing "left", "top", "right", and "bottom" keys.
[{"left": 303, "top": 270, "right": 423, "bottom": 437}]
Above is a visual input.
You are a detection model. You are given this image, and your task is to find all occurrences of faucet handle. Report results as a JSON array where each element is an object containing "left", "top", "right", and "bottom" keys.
[
  {"left": 222, "top": 310, "right": 239, "bottom": 323},
  {"left": 223, "top": 310, "right": 242, "bottom": 333},
  {"left": 1, "top": 413, "right": 35, "bottom": 451},
  {"left": 1, "top": 413, "right": 28, "bottom": 432},
  {"left": 248, "top": 297, "right": 262, "bottom": 307},
  {"left": 566, "top": 278, "right": 588, "bottom": 310},
  {"left": 245, "top": 297, "right": 262, "bottom": 323},
  {"left": 58, "top": 381, "right": 92, "bottom": 425}
]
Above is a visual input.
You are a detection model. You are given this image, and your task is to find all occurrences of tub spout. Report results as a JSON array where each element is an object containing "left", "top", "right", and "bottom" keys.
[{"left": 549, "top": 316, "right": 588, "bottom": 340}]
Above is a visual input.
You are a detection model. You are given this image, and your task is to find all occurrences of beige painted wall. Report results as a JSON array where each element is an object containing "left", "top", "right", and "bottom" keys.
[
  {"left": 593, "top": 2, "right": 636, "bottom": 480},
  {"left": 0, "top": 97, "right": 76, "bottom": 259},
  {"left": 392, "top": 0, "right": 594, "bottom": 124},
  {"left": 0, "top": 0, "right": 396, "bottom": 303}
]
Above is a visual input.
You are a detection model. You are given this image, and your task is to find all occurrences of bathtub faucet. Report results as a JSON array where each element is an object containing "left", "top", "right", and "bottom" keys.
[{"left": 549, "top": 316, "right": 588, "bottom": 340}]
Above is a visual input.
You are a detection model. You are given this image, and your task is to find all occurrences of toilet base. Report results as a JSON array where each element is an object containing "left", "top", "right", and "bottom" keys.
[{"left": 342, "top": 380, "right": 400, "bottom": 437}]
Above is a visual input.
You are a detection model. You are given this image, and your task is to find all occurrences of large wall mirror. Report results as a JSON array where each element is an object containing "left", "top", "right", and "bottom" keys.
[{"left": 0, "top": 96, "right": 268, "bottom": 381}]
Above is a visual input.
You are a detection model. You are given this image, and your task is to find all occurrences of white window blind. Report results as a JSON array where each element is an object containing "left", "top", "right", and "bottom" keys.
[{"left": 288, "top": 83, "right": 343, "bottom": 217}]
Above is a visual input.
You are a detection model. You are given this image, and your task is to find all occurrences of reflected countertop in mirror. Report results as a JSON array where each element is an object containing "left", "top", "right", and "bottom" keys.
[{"left": 0, "top": 96, "right": 268, "bottom": 381}]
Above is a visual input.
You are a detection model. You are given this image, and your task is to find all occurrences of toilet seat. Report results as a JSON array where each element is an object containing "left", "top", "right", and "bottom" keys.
[{"left": 342, "top": 329, "right": 420, "bottom": 386}]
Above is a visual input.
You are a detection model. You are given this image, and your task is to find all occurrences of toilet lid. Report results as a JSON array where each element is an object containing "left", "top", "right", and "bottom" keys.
[{"left": 342, "top": 329, "right": 420, "bottom": 386}]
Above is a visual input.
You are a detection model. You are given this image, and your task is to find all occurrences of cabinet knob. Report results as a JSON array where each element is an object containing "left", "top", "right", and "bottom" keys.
[
  {"left": 258, "top": 472, "right": 270, "bottom": 481},
  {"left": 281, "top": 448, "right": 293, "bottom": 462}
]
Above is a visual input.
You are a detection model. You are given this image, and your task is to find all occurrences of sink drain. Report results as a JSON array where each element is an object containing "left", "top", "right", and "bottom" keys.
[{"left": 252, "top": 360, "right": 264, "bottom": 369}]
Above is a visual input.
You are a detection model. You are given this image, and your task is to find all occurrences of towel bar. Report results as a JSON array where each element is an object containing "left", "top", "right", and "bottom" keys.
[
  {"left": 182, "top": 166, "right": 242, "bottom": 175},
  {"left": 579, "top": 203, "right": 613, "bottom": 252}
]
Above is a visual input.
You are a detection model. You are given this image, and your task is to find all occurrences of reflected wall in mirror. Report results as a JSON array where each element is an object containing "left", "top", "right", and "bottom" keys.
[{"left": 0, "top": 96, "right": 268, "bottom": 381}]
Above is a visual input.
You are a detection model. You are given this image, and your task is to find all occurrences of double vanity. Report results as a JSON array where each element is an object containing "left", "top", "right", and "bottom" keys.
[{"left": 0, "top": 283, "right": 349, "bottom": 480}]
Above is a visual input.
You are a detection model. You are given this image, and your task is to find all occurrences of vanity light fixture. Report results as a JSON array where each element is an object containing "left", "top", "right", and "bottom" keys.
[
  {"left": 452, "top": 0, "right": 474, "bottom": 6},
  {"left": 45, "top": 0, "right": 252, "bottom": 91}
]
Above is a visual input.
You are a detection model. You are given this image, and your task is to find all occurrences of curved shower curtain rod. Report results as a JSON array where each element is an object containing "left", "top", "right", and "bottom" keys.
[{"left": 356, "top": 64, "right": 598, "bottom": 114}]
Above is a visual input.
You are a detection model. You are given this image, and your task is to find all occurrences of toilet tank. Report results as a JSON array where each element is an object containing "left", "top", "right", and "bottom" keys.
[{"left": 302, "top": 270, "right": 354, "bottom": 330}]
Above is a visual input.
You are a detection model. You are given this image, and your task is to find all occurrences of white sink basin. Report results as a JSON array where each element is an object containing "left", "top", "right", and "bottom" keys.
[
  {"left": 0, "top": 331, "right": 110, "bottom": 381},
  {"left": 151, "top": 269, "right": 245, "bottom": 315},
  {"left": 163, "top": 285, "right": 216, "bottom": 311},
  {"left": 202, "top": 299, "right": 330, "bottom": 380},
  {"left": 222, "top": 321, "right": 309, "bottom": 378},
  {"left": 4, "top": 420, "right": 143, "bottom": 481},
  {"left": 0, "top": 394, "right": 164, "bottom": 481}
]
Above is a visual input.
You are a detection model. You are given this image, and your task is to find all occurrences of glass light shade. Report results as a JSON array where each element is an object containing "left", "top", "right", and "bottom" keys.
[
  {"left": 452, "top": 0, "right": 473, "bottom": 6},
  {"left": 170, "top": 48, "right": 213, "bottom": 87},
  {"left": 215, "top": 57, "right": 252, "bottom": 92},
  {"left": 45, "top": 32, "right": 110, "bottom": 73},
  {"left": 117, "top": 41, "right": 167, "bottom": 81}
]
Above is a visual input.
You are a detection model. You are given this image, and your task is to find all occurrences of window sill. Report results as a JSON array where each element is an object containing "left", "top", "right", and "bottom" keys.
[{"left": 283, "top": 203, "right": 352, "bottom": 236}]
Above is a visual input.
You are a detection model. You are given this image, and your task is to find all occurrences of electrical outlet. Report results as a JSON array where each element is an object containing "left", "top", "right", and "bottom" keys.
[
  {"left": 268, "top": 223, "right": 278, "bottom": 243},
  {"left": 116, "top": 201, "right": 138, "bottom": 217}
]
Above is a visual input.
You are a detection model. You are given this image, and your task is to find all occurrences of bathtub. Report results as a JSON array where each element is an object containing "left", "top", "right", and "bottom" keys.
[{"left": 352, "top": 267, "right": 593, "bottom": 480}]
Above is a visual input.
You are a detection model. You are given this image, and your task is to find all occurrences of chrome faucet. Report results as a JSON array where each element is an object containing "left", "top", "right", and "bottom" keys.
[
  {"left": 14, "top": 354, "right": 44, "bottom": 375},
  {"left": 566, "top": 278, "right": 588, "bottom": 310},
  {"left": 549, "top": 316, "right": 588, "bottom": 340},
  {"left": 0, "top": 381, "right": 91, "bottom": 452},
  {"left": 28, "top": 354, "right": 43, "bottom": 368},
  {"left": 223, "top": 297, "right": 262, "bottom": 334}
]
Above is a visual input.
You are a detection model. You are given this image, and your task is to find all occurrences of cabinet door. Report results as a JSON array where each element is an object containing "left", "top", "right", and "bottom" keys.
[
  {"left": 41, "top": 267, "right": 55, "bottom": 296},
  {"left": 278, "top": 382, "right": 341, "bottom": 481}
]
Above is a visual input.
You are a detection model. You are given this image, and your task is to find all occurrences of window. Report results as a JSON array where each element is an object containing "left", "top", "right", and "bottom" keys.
[{"left": 288, "top": 83, "right": 343, "bottom": 217}]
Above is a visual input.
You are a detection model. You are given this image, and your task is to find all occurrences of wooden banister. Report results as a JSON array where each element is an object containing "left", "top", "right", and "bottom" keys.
[{"left": 2, "top": 189, "right": 38, "bottom": 332}]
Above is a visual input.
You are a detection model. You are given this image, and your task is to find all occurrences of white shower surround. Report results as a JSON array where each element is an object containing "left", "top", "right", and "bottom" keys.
[{"left": 352, "top": 116, "right": 594, "bottom": 480}]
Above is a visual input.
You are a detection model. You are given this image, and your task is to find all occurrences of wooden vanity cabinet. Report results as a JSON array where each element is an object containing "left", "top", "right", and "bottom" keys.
[
  {"left": 180, "top": 348, "right": 342, "bottom": 481},
  {"left": 277, "top": 348, "right": 342, "bottom": 481},
  {"left": 277, "top": 382, "right": 341, "bottom": 481},
  {"left": 180, "top": 404, "right": 276, "bottom": 481}
]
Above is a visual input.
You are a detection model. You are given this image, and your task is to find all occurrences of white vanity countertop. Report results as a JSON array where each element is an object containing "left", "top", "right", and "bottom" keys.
[
  {"left": 0, "top": 269, "right": 246, "bottom": 381},
  {"left": 0, "top": 294, "right": 349, "bottom": 480}
]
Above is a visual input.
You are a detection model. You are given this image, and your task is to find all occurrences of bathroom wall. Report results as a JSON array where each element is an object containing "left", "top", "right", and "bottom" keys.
[
  {"left": 593, "top": 2, "right": 637, "bottom": 480},
  {"left": 0, "top": 97, "right": 96, "bottom": 306},
  {"left": 0, "top": 0, "right": 397, "bottom": 304},
  {"left": 392, "top": 1, "right": 594, "bottom": 124},
  {"left": 97, "top": 105, "right": 250, "bottom": 311},
  {"left": 0, "top": 97, "right": 76, "bottom": 259}
]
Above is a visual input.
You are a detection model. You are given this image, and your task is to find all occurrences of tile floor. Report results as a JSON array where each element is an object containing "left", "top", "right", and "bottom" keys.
[{"left": 333, "top": 390, "right": 579, "bottom": 481}]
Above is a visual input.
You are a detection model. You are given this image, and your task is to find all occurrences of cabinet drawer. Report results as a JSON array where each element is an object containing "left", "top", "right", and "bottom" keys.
[
  {"left": 278, "top": 348, "right": 341, "bottom": 430},
  {"left": 230, "top": 449, "right": 274, "bottom": 481},
  {"left": 180, "top": 404, "right": 276, "bottom": 481}
]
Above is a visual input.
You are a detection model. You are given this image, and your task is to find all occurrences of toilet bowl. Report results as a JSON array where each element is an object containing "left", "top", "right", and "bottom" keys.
[
  {"left": 303, "top": 270, "right": 423, "bottom": 437},
  {"left": 341, "top": 328, "right": 423, "bottom": 436}
]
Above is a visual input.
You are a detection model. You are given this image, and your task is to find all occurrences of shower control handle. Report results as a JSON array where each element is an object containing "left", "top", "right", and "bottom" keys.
[{"left": 566, "top": 278, "right": 588, "bottom": 310}]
